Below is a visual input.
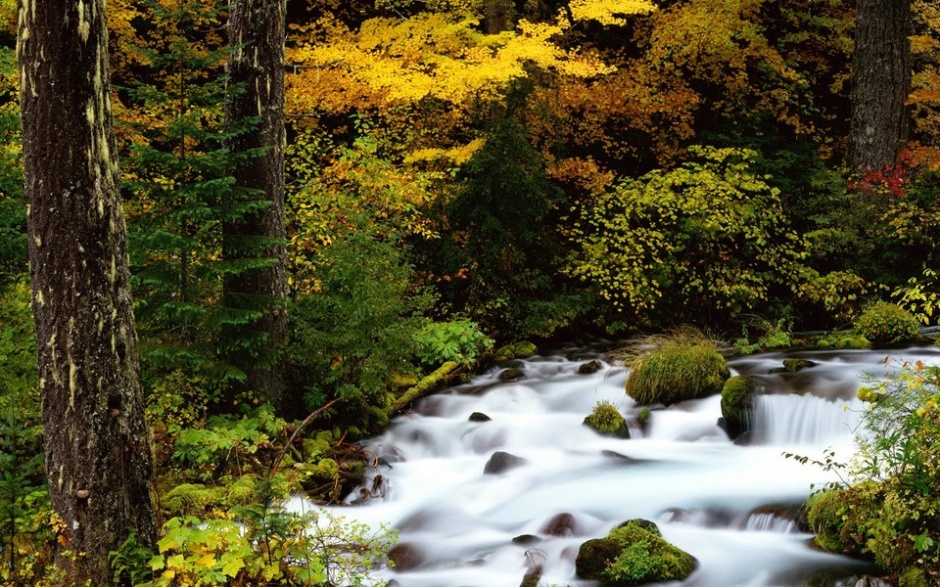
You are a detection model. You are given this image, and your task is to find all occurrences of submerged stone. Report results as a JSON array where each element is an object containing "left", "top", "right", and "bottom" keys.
[{"left": 483, "top": 451, "right": 527, "bottom": 475}]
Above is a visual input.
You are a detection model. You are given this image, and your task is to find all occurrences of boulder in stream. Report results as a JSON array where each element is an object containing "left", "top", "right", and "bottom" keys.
[
  {"left": 583, "top": 400, "right": 630, "bottom": 438},
  {"left": 483, "top": 451, "right": 527, "bottom": 475},
  {"left": 719, "top": 375, "right": 764, "bottom": 439},
  {"left": 388, "top": 543, "right": 425, "bottom": 571},
  {"left": 578, "top": 359, "right": 603, "bottom": 374},
  {"left": 499, "top": 368, "right": 526, "bottom": 381},
  {"left": 626, "top": 340, "right": 729, "bottom": 405},
  {"left": 468, "top": 411, "right": 492, "bottom": 422},
  {"left": 576, "top": 520, "right": 697, "bottom": 586}
]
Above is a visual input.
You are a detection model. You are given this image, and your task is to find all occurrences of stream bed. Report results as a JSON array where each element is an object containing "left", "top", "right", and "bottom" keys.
[{"left": 320, "top": 344, "right": 940, "bottom": 586}]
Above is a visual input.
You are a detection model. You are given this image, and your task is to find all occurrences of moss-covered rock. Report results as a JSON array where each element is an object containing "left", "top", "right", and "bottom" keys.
[
  {"left": 720, "top": 375, "right": 762, "bottom": 439},
  {"left": 583, "top": 400, "right": 630, "bottom": 438},
  {"left": 626, "top": 342, "right": 729, "bottom": 406},
  {"left": 854, "top": 302, "right": 921, "bottom": 344},
  {"left": 805, "top": 484, "right": 880, "bottom": 557},
  {"left": 576, "top": 520, "right": 697, "bottom": 586},
  {"left": 493, "top": 341, "right": 538, "bottom": 362}
]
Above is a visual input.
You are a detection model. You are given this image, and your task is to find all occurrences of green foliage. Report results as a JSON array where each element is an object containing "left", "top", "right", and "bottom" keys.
[
  {"left": 110, "top": 530, "right": 156, "bottom": 586},
  {"left": 143, "top": 507, "right": 393, "bottom": 587},
  {"left": 0, "top": 409, "right": 48, "bottom": 580},
  {"left": 853, "top": 302, "right": 922, "bottom": 344},
  {"left": 893, "top": 268, "right": 940, "bottom": 326},
  {"left": 172, "top": 405, "right": 286, "bottom": 481},
  {"left": 807, "top": 362, "right": 940, "bottom": 581},
  {"left": 625, "top": 332, "right": 730, "bottom": 406},
  {"left": 0, "top": 47, "right": 24, "bottom": 285},
  {"left": 568, "top": 146, "right": 805, "bottom": 329},
  {"left": 814, "top": 330, "right": 871, "bottom": 350},
  {"left": 289, "top": 223, "right": 433, "bottom": 430},
  {"left": 123, "top": 0, "right": 272, "bottom": 390},
  {"left": 733, "top": 314, "right": 793, "bottom": 354},
  {"left": 583, "top": 400, "right": 629, "bottom": 437},
  {"left": 420, "top": 82, "right": 585, "bottom": 339},
  {"left": 413, "top": 319, "right": 494, "bottom": 369}
]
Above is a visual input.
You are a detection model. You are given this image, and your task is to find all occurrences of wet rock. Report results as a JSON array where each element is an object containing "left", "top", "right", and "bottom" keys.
[
  {"left": 512, "top": 534, "right": 540, "bottom": 545},
  {"left": 468, "top": 411, "right": 492, "bottom": 422},
  {"left": 770, "top": 358, "right": 818, "bottom": 373},
  {"left": 720, "top": 375, "right": 764, "bottom": 440},
  {"left": 578, "top": 359, "right": 603, "bottom": 374},
  {"left": 388, "top": 543, "right": 425, "bottom": 571},
  {"left": 783, "top": 358, "right": 818, "bottom": 372},
  {"left": 483, "top": 451, "right": 527, "bottom": 475},
  {"left": 543, "top": 512, "right": 580, "bottom": 537},
  {"left": 520, "top": 563, "right": 543, "bottom": 587},
  {"left": 600, "top": 450, "right": 650, "bottom": 464},
  {"left": 577, "top": 520, "right": 696, "bottom": 585},
  {"left": 499, "top": 368, "right": 526, "bottom": 381}
]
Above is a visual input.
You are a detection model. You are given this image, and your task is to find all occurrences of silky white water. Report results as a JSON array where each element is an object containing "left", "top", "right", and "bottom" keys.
[{"left": 315, "top": 345, "right": 940, "bottom": 586}]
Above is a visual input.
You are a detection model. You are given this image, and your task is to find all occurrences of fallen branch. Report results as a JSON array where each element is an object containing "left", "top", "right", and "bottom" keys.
[
  {"left": 270, "top": 397, "right": 342, "bottom": 478},
  {"left": 388, "top": 361, "right": 460, "bottom": 415}
]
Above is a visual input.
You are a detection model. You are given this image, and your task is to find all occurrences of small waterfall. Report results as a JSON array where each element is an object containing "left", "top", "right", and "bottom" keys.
[
  {"left": 744, "top": 512, "right": 798, "bottom": 533},
  {"left": 751, "top": 394, "right": 862, "bottom": 447}
]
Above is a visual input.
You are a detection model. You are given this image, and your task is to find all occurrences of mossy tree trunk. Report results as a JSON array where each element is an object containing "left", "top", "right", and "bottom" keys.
[
  {"left": 850, "top": 0, "right": 911, "bottom": 176},
  {"left": 17, "top": 0, "right": 157, "bottom": 584},
  {"left": 223, "top": 0, "right": 289, "bottom": 409}
]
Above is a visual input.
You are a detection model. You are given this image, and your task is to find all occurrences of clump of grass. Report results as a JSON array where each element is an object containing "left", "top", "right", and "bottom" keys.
[
  {"left": 583, "top": 400, "right": 629, "bottom": 438},
  {"left": 623, "top": 328, "right": 730, "bottom": 406}
]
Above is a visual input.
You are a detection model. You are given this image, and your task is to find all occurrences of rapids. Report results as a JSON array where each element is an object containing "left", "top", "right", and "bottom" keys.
[{"left": 323, "top": 344, "right": 940, "bottom": 586}]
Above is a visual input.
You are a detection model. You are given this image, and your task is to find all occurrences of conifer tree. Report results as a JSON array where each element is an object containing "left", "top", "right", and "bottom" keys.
[{"left": 123, "top": 0, "right": 269, "bottom": 390}]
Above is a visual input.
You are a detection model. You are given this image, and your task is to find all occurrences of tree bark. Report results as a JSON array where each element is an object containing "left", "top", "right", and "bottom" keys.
[
  {"left": 850, "top": 0, "right": 912, "bottom": 175},
  {"left": 17, "top": 0, "right": 157, "bottom": 584},
  {"left": 223, "top": 0, "right": 289, "bottom": 410}
]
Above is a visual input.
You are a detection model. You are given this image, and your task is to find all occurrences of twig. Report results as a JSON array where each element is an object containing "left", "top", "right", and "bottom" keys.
[{"left": 269, "top": 398, "right": 342, "bottom": 478}]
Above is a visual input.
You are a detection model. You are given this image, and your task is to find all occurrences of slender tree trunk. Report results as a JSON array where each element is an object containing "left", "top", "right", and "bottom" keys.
[
  {"left": 223, "top": 0, "right": 289, "bottom": 410},
  {"left": 17, "top": 0, "right": 156, "bottom": 584},
  {"left": 850, "top": 0, "right": 912, "bottom": 175}
]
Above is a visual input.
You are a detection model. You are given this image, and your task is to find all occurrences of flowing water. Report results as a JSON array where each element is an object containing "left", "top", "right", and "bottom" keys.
[{"left": 320, "top": 344, "right": 940, "bottom": 586}]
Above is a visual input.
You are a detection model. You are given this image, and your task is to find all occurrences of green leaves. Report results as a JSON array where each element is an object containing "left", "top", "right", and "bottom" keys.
[{"left": 567, "top": 145, "right": 806, "bottom": 329}]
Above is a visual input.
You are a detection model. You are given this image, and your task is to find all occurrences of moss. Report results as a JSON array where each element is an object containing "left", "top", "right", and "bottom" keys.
[
  {"left": 637, "top": 408, "right": 650, "bottom": 424},
  {"left": 583, "top": 400, "right": 630, "bottom": 438},
  {"left": 720, "top": 375, "right": 760, "bottom": 438},
  {"left": 806, "top": 484, "right": 881, "bottom": 557},
  {"left": 854, "top": 302, "right": 921, "bottom": 344},
  {"left": 493, "top": 341, "right": 538, "bottom": 362},
  {"left": 898, "top": 566, "right": 927, "bottom": 587},
  {"left": 576, "top": 520, "right": 697, "bottom": 586},
  {"left": 162, "top": 483, "right": 223, "bottom": 517},
  {"left": 626, "top": 341, "right": 729, "bottom": 406}
]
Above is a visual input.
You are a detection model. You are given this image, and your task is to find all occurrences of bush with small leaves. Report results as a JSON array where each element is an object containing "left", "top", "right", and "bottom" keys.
[{"left": 853, "top": 302, "right": 921, "bottom": 343}]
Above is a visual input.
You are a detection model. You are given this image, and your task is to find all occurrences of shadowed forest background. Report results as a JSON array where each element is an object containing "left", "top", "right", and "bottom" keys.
[{"left": 0, "top": 0, "right": 939, "bottom": 585}]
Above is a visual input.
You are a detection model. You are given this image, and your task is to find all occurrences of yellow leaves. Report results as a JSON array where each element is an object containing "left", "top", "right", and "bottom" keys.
[
  {"left": 567, "top": 0, "right": 656, "bottom": 26},
  {"left": 404, "top": 138, "right": 485, "bottom": 166},
  {"left": 286, "top": 11, "right": 614, "bottom": 113}
]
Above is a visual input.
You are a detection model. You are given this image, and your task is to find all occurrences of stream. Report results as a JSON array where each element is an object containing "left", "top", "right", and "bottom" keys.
[{"left": 320, "top": 343, "right": 940, "bottom": 586}]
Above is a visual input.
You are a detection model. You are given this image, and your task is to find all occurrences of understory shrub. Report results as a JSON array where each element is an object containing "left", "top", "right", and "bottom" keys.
[
  {"left": 853, "top": 302, "right": 921, "bottom": 343},
  {"left": 413, "top": 319, "right": 493, "bottom": 369},
  {"left": 567, "top": 145, "right": 805, "bottom": 329},
  {"left": 805, "top": 362, "right": 940, "bottom": 582},
  {"left": 625, "top": 332, "right": 729, "bottom": 405}
]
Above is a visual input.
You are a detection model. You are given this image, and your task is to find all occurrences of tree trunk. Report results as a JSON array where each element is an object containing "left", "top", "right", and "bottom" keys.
[
  {"left": 850, "top": 0, "right": 912, "bottom": 175},
  {"left": 223, "top": 0, "right": 289, "bottom": 410},
  {"left": 17, "top": 0, "right": 157, "bottom": 584}
]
